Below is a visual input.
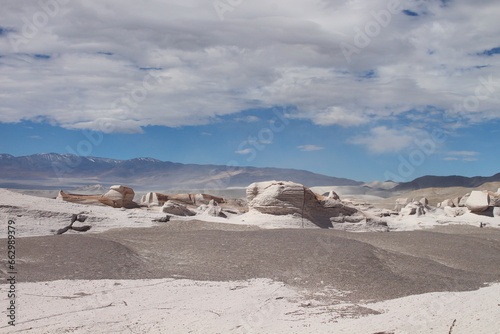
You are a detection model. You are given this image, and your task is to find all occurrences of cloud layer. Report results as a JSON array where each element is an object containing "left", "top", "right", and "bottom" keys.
[{"left": 1, "top": 0, "right": 499, "bottom": 151}]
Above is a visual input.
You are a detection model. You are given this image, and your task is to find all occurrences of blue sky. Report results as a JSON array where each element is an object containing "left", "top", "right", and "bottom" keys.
[{"left": 1, "top": 0, "right": 500, "bottom": 183}]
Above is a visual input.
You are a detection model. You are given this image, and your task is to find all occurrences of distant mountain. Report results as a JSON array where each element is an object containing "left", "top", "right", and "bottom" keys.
[
  {"left": 0, "top": 153, "right": 362, "bottom": 190},
  {"left": 362, "top": 181, "right": 399, "bottom": 190},
  {"left": 394, "top": 173, "right": 500, "bottom": 191}
]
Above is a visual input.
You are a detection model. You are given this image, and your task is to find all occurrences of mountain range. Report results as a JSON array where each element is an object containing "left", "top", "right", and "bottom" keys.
[
  {"left": 0, "top": 153, "right": 498, "bottom": 192},
  {"left": 394, "top": 173, "right": 500, "bottom": 191},
  {"left": 0, "top": 153, "right": 361, "bottom": 190}
]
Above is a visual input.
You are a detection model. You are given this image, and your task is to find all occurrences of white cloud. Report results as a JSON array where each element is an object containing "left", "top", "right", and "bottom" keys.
[
  {"left": 463, "top": 158, "right": 479, "bottom": 162},
  {"left": 349, "top": 126, "right": 416, "bottom": 154},
  {"left": 443, "top": 157, "right": 459, "bottom": 161},
  {"left": 0, "top": 0, "right": 499, "bottom": 133},
  {"left": 235, "top": 148, "right": 253, "bottom": 155},
  {"left": 235, "top": 116, "right": 260, "bottom": 123},
  {"left": 297, "top": 145, "right": 325, "bottom": 151},
  {"left": 448, "top": 151, "right": 480, "bottom": 156}
]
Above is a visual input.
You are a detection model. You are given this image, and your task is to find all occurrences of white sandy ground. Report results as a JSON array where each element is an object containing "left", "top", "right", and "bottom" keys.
[
  {"left": 0, "top": 278, "right": 499, "bottom": 334},
  {"left": 1, "top": 188, "right": 498, "bottom": 238},
  {"left": 1, "top": 188, "right": 500, "bottom": 333}
]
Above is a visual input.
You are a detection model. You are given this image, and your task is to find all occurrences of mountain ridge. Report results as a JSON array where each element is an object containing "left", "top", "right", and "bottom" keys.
[
  {"left": 0, "top": 153, "right": 362, "bottom": 190},
  {"left": 394, "top": 173, "right": 500, "bottom": 191}
]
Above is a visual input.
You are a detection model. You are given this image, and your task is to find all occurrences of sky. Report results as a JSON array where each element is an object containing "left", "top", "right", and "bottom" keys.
[{"left": 0, "top": 0, "right": 499, "bottom": 183}]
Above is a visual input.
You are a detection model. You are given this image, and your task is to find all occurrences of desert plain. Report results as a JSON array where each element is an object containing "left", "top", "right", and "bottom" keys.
[{"left": 1, "top": 182, "right": 500, "bottom": 334}]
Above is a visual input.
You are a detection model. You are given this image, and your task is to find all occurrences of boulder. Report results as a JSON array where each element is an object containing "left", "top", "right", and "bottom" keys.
[
  {"left": 162, "top": 201, "right": 195, "bottom": 216},
  {"left": 56, "top": 190, "right": 64, "bottom": 201},
  {"left": 198, "top": 199, "right": 226, "bottom": 217},
  {"left": 247, "top": 181, "right": 358, "bottom": 228},
  {"left": 488, "top": 193, "right": 500, "bottom": 207},
  {"left": 465, "top": 191, "right": 490, "bottom": 212},
  {"left": 452, "top": 197, "right": 462, "bottom": 208},
  {"left": 141, "top": 192, "right": 160, "bottom": 207},
  {"left": 458, "top": 193, "right": 470, "bottom": 207},
  {"left": 103, "top": 185, "right": 136, "bottom": 208},
  {"left": 155, "top": 193, "right": 225, "bottom": 206},
  {"left": 327, "top": 190, "right": 340, "bottom": 201},
  {"left": 401, "top": 201, "right": 426, "bottom": 217},
  {"left": 419, "top": 198, "right": 429, "bottom": 207},
  {"left": 440, "top": 199, "right": 454, "bottom": 208},
  {"left": 394, "top": 198, "right": 410, "bottom": 212},
  {"left": 443, "top": 206, "right": 469, "bottom": 217},
  {"left": 494, "top": 207, "right": 500, "bottom": 218}
]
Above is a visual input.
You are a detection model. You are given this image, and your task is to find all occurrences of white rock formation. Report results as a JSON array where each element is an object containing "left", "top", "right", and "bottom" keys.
[
  {"left": 327, "top": 191, "right": 340, "bottom": 201},
  {"left": 56, "top": 190, "right": 64, "bottom": 201},
  {"left": 465, "top": 191, "right": 490, "bottom": 212},
  {"left": 394, "top": 198, "right": 410, "bottom": 212},
  {"left": 246, "top": 181, "right": 358, "bottom": 228},
  {"left": 162, "top": 201, "right": 195, "bottom": 216},
  {"left": 401, "top": 201, "right": 426, "bottom": 217},
  {"left": 141, "top": 192, "right": 160, "bottom": 207},
  {"left": 494, "top": 207, "right": 500, "bottom": 218},
  {"left": 198, "top": 199, "right": 225, "bottom": 217},
  {"left": 440, "top": 199, "right": 454, "bottom": 208},
  {"left": 103, "top": 185, "right": 136, "bottom": 208},
  {"left": 443, "top": 206, "right": 469, "bottom": 218},
  {"left": 459, "top": 193, "right": 470, "bottom": 207},
  {"left": 489, "top": 193, "right": 500, "bottom": 207},
  {"left": 452, "top": 197, "right": 462, "bottom": 208}
]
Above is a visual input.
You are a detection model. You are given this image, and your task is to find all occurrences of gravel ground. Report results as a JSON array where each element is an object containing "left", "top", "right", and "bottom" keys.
[{"left": 3, "top": 220, "right": 500, "bottom": 303}]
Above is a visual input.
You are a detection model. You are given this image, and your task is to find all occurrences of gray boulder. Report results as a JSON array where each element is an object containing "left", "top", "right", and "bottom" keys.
[{"left": 162, "top": 200, "right": 195, "bottom": 216}]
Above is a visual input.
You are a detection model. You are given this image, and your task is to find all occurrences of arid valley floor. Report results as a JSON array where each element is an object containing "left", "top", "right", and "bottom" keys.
[{"left": 1, "top": 185, "right": 500, "bottom": 333}]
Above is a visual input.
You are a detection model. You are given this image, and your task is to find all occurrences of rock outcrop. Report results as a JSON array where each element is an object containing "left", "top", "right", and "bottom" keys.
[
  {"left": 443, "top": 206, "right": 469, "bottom": 217},
  {"left": 56, "top": 186, "right": 138, "bottom": 208},
  {"left": 326, "top": 190, "right": 340, "bottom": 201},
  {"left": 154, "top": 193, "right": 225, "bottom": 206},
  {"left": 400, "top": 201, "right": 426, "bottom": 217},
  {"left": 458, "top": 193, "right": 470, "bottom": 207},
  {"left": 465, "top": 191, "right": 490, "bottom": 212},
  {"left": 141, "top": 192, "right": 160, "bottom": 207},
  {"left": 197, "top": 200, "right": 226, "bottom": 217},
  {"left": 494, "top": 207, "right": 500, "bottom": 218},
  {"left": 162, "top": 201, "right": 196, "bottom": 216},
  {"left": 438, "top": 199, "right": 454, "bottom": 208},
  {"left": 394, "top": 198, "right": 410, "bottom": 212},
  {"left": 488, "top": 192, "right": 500, "bottom": 207},
  {"left": 452, "top": 197, "right": 462, "bottom": 208},
  {"left": 246, "top": 181, "right": 360, "bottom": 228},
  {"left": 103, "top": 185, "right": 136, "bottom": 208}
]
